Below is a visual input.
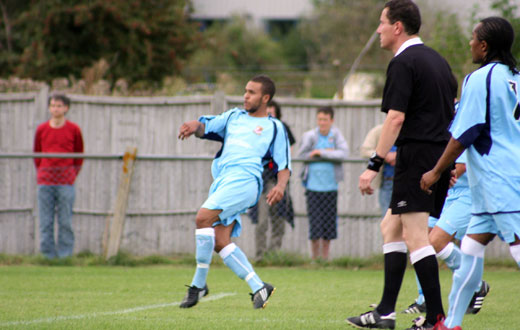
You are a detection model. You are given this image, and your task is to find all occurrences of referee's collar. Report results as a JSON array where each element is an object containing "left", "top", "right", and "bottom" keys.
[{"left": 395, "top": 37, "right": 423, "bottom": 57}]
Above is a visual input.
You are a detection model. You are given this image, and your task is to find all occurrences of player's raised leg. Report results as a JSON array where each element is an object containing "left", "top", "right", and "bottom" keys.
[{"left": 215, "top": 223, "right": 275, "bottom": 309}]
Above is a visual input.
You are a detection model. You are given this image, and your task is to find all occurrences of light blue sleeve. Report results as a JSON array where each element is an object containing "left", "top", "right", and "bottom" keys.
[
  {"left": 271, "top": 120, "right": 292, "bottom": 173},
  {"left": 198, "top": 108, "right": 241, "bottom": 142},
  {"left": 450, "top": 71, "right": 488, "bottom": 147}
]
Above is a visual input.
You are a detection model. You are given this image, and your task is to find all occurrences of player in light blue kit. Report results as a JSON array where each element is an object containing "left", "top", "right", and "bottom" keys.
[
  {"left": 177, "top": 75, "right": 291, "bottom": 309},
  {"left": 421, "top": 17, "right": 520, "bottom": 330},
  {"left": 404, "top": 151, "right": 489, "bottom": 317}
]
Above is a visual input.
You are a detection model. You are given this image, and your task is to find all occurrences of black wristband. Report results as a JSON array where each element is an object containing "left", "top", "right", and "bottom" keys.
[{"left": 367, "top": 153, "right": 384, "bottom": 172}]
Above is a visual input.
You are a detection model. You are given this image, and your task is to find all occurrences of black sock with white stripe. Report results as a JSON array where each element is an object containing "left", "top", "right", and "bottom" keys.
[
  {"left": 376, "top": 249, "right": 407, "bottom": 316},
  {"left": 412, "top": 246, "right": 445, "bottom": 325}
]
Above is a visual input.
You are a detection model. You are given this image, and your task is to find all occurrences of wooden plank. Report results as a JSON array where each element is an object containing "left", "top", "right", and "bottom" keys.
[{"left": 104, "top": 147, "right": 137, "bottom": 259}]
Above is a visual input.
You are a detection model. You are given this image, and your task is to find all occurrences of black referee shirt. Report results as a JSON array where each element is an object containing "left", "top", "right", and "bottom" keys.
[{"left": 381, "top": 44, "right": 457, "bottom": 146}]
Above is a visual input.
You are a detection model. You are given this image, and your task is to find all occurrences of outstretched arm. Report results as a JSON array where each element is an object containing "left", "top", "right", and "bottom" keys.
[
  {"left": 178, "top": 120, "right": 205, "bottom": 140},
  {"left": 266, "top": 168, "right": 290, "bottom": 206}
]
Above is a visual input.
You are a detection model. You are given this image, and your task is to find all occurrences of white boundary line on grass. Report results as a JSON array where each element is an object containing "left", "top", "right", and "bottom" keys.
[{"left": 0, "top": 292, "right": 236, "bottom": 327}]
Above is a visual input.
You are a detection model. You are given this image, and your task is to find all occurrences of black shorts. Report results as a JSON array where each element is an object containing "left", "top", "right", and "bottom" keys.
[
  {"left": 390, "top": 142, "right": 451, "bottom": 218},
  {"left": 305, "top": 190, "right": 338, "bottom": 240}
]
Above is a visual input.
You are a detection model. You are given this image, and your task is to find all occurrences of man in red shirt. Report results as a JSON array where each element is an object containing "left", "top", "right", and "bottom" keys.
[{"left": 34, "top": 93, "right": 84, "bottom": 259}]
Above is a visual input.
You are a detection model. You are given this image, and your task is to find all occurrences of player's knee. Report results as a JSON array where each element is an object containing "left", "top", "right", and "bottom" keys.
[
  {"left": 380, "top": 219, "right": 392, "bottom": 238},
  {"left": 461, "top": 236, "right": 486, "bottom": 258},
  {"left": 214, "top": 238, "right": 231, "bottom": 253},
  {"left": 429, "top": 235, "right": 444, "bottom": 253},
  {"left": 195, "top": 213, "right": 213, "bottom": 228}
]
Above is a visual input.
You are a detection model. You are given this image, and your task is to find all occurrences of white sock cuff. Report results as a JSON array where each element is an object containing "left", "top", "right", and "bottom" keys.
[
  {"left": 196, "top": 263, "right": 209, "bottom": 269},
  {"left": 509, "top": 244, "right": 520, "bottom": 264},
  {"left": 245, "top": 272, "right": 256, "bottom": 282},
  {"left": 383, "top": 241, "right": 408, "bottom": 254},
  {"left": 461, "top": 236, "right": 485, "bottom": 258},
  {"left": 219, "top": 243, "right": 237, "bottom": 259},
  {"left": 196, "top": 227, "right": 215, "bottom": 237},
  {"left": 436, "top": 242, "right": 455, "bottom": 260},
  {"left": 410, "top": 245, "right": 436, "bottom": 264}
]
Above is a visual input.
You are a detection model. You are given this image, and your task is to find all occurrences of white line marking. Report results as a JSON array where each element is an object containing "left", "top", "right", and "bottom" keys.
[{"left": 0, "top": 292, "right": 235, "bottom": 327}]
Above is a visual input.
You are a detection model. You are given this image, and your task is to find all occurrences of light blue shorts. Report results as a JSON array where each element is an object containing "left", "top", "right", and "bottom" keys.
[
  {"left": 428, "top": 216, "right": 438, "bottom": 229},
  {"left": 433, "top": 190, "right": 472, "bottom": 240},
  {"left": 466, "top": 212, "right": 520, "bottom": 243},
  {"left": 201, "top": 170, "right": 261, "bottom": 237}
]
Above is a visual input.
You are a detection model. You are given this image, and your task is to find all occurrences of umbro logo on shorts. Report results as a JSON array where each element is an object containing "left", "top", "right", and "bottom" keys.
[{"left": 397, "top": 200, "right": 407, "bottom": 208}]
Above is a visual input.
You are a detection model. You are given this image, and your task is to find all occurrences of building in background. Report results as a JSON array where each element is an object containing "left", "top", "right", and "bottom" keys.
[
  {"left": 190, "top": 0, "right": 312, "bottom": 33},
  {"left": 190, "top": 0, "right": 502, "bottom": 33}
]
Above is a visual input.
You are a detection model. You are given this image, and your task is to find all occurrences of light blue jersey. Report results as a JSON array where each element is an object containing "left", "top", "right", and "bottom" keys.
[
  {"left": 199, "top": 108, "right": 291, "bottom": 181},
  {"left": 306, "top": 132, "right": 338, "bottom": 192},
  {"left": 198, "top": 108, "right": 291, "bottom": 237},
  {"left": 450, "top": 63, "right": 520, "bottom": 214}
]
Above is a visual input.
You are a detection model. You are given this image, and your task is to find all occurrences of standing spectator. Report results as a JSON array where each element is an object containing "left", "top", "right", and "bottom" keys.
[
  {"left": 421, "top": 17, "right": 520, "bottom": 330},
  {"left": 299, "top": 106, "right": 349, "bottom": 261},
  {"left": 177, "top": 75, "right": 291, "bottom": 309},
  {"left": 33, "top": 93, "right": 84, "bottom": 259},
  {"left": 346, "top": 0, "right": 457, "bottom": 329},
  {"left": 360, "top": 124, "right": 397, "bottom": 218},
  {"left": 249, "top": 100, "right": 296, "bottom": 262}
]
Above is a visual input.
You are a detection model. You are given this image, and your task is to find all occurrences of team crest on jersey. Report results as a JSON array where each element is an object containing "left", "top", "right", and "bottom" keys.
[{"left": 253, "top": 126, "right": 263, "bottom": 135}]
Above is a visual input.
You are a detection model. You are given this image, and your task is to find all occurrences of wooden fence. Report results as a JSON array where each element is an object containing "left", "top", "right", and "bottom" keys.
[{"left": 0, "top": 88, "right": 511, "bottom": 259}]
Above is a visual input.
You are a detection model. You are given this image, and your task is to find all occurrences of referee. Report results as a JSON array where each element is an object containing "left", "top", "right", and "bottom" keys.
[{"left": 346, "top": 1, "right": 457, "bottom": 329}]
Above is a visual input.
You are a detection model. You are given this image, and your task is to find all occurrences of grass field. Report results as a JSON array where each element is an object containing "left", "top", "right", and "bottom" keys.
[{"left": 0, "top": 264, "right": 518, "bottom": 329}]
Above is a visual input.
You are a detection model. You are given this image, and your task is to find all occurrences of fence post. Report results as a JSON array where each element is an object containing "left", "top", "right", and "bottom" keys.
[
  {"left": 103, "top": 146, "right": 138, "bottom": 259},
  {"left": 33, "top": 85, "right": 49, "bottom": 254}
]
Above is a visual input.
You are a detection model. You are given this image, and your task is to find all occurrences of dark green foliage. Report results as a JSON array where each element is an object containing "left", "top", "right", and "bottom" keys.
[
  {"left": 491, "top": 0, "right": 520, "bottom": 62},
  {"left": 0, "top": 0, "right": 517, "bottom": 96},
  {"left": 5, "top": 0, "right": 201, "bottom": 86},
  {"left": 423, "top": 11, "right": 476, "bottom": 90},
  {"left": 184, "top": 16, "right": 286, "bottom": 85},
  {"left": 299, "top": 0, "right": 389, "bottom": 71}
]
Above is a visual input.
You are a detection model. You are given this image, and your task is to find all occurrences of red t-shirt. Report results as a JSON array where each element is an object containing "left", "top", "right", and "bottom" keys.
[{"left": 33, "top": 120, "right": 84, "bottom": 185}]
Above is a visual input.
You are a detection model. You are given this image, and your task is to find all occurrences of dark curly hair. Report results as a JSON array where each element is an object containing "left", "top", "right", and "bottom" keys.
[{"left": 475, "top": 16, "right": 518, "bottom": 73}]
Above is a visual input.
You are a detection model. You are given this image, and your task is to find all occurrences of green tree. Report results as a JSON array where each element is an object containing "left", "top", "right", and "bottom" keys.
[
  {"left": 184, "top": 16, "right": 286, "bottom": 86},
  {"left": 13, "top": 0, "right": 201, "bottom": 86},
  {"left": 491, "top": 0, "right": 520, "bottom": 61},
  {"left": 422, "top": 10, "right": 475, "bottom": 88},
  {"left": 0, "top": 0, "right": 31, "bottom": 76},
  {"left": 298, "top": 0, "right": 388, "bottom": 72}
]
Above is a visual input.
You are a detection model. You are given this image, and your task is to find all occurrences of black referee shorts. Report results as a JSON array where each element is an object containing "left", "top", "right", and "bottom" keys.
[{"left": 390, "top": 142, "right": 451, "bottom": 218}]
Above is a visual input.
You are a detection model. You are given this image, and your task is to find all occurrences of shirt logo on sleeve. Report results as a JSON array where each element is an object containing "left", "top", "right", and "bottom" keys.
[{"left": 253, "top": 126, "right": 263, "bottom": 135}]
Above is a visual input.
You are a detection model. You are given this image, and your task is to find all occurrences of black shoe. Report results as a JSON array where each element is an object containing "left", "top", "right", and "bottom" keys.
[
  {"left": 466, "top": 280, "right": 490, "bottom": 314},
  {"left": 406, "top": 316, "right": 434, "bottom": 330},
  {"left": 346, "top": 309, "right": 396, "bottom": 329},
  {"left": 401, "top": 301, "right": 427, "bottom": 314},
  {"left": 179, "top": 284, "right": 209, "bottom": 308},
  {"left": 251, "top": 282, "right": 275, "bottom": 309}
]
